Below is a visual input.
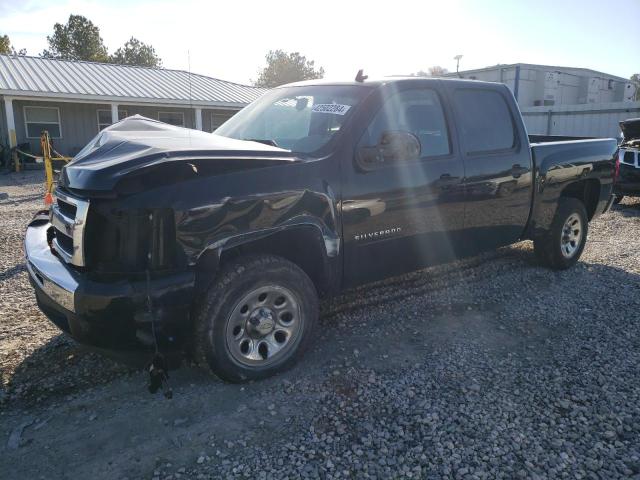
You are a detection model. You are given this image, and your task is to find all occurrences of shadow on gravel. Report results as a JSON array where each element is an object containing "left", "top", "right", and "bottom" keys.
[
  {"left": 612, "top": 196, "right": 640, "bottom": 217},
  {"left": 0, "top": 263, "right": 26, "bottom": 281},
  {"left": 0, "top": 193, "right": 44, "bottom": 205},
  {"left": 2, "top": 334, "right": 134, "bottom": 408}
]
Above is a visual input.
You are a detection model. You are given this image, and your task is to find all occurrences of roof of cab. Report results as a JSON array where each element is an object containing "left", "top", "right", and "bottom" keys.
[{"left": 279, "top": 76, "right": 504, "bottom": 89}]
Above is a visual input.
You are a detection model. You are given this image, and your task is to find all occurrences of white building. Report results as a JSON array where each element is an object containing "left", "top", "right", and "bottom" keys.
[{"left": 449, "top": 63, "right": 640, "bottom": 138}]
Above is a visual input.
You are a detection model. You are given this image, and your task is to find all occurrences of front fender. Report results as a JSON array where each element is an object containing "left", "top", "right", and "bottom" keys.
[{"left": 175, "top": 188, "right": 340, "bottom": 265}]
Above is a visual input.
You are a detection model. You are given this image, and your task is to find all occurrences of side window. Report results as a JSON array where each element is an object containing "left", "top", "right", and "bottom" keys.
[
  {"left": 158, "top": 111, "right": 185, "bottom": 127},
  {"left": 24, "top": 106, "right": 62, "bottom": 139},
  {"left": 453, "top": 89, "right": 515, "bottom": 153},
  {"left": 359, "top": 89, "right": 451, "bottom": 160}
]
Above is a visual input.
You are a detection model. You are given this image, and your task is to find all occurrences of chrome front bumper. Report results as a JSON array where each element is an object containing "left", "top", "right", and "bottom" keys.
[
  {"left": 24, "top": 214, "right": 196, "bottom": 353},
  {"left": 25, "top": 219, "right": 78, "bottom": 313}
]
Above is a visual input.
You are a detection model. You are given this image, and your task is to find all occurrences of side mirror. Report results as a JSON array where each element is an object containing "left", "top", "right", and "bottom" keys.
[{"left": 358, "top": 131, "right": 421, "bottom": 167}]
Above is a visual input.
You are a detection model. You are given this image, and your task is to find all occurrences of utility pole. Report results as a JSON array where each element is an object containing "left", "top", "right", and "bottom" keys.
[{"left": 454, "top": 55, "right": 463, "bottom": 77}]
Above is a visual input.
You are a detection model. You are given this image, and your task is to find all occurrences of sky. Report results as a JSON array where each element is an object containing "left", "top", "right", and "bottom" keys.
[{"left": 1, "top": 0, "right": 638, "bottom": 85}]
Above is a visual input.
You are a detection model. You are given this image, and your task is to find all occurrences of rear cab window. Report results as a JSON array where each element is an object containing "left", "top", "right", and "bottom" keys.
[{"left": 452, "top": 89, "right": 516, "bottom": 154}]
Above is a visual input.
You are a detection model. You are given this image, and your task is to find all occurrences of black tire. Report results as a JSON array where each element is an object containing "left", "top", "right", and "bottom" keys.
[
  {"left": 613, "top": 194, "right": 624, "bottom": 205},
  {"left": 534, "top": 197, "right": 588, "bottom": 270},
  {"left": 193, "top": 254, "right": 318, "bottom": 382}
]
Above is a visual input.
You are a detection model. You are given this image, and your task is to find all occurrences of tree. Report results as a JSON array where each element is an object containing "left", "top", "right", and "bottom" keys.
[
  {"left": 412, "top": 66, "right": 449, "bottom": 77},
  {"left": 0, "top": 34, "right": 26, "bottom": 56},
  {"left": 0, "top": 35, "right": 11, "bottom": 54},
  {"left": 41, "top": 14, "right": 109, "bottom": 62},
  {"left": 428, "top": 66, "right": 448, "bottom": 76},
  {"left": 111, "top": 37, "right": 162, "bottom": 67},
  {"left": 254, "top": 50, "right": 324, "bottom": 88},
  {"left": 631, "top": 74, "right": 640, "bottom": 101}
]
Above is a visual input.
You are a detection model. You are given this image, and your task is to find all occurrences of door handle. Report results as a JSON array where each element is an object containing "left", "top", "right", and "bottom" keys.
[
  {"left": 510, "top": 164, "right": 529, "bottom": 178},
  {"left": 438, "top": 173, "right": 460, "bottom": 185}
]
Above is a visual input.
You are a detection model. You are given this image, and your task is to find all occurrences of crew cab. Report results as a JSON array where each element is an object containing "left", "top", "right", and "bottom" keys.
[
  {"left": 25, "top": 77, "right": 617, "bottom": 382},
  {"left": 614, "top": 117, "right": 640, "bottom": 203}
]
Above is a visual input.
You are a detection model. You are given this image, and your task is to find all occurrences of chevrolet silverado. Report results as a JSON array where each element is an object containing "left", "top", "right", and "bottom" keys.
[{"left": 25, "top": 77, "right": 617, "bottom": 382}]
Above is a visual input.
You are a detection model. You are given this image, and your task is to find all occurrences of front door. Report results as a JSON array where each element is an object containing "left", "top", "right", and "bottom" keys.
[{"left": 342, "top": 84, "right": 466, "bottom": 287}]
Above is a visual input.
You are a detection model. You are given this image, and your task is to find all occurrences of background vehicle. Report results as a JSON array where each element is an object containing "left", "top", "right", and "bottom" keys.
[
  {"left": 614, "top": 118, "right": 640, "bottom": 203},
  {"left": 25, "top": 78, "right": 617, "bottom": 382}
]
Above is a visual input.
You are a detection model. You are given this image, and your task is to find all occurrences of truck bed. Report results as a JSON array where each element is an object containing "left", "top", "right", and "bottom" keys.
[{"left": 529, "top": 134, "right": 594, "bottom": 144}]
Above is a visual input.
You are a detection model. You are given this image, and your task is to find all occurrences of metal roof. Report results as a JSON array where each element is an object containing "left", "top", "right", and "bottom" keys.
[{"left": 0, "top": 55, "right": 266, "bottom": 107}]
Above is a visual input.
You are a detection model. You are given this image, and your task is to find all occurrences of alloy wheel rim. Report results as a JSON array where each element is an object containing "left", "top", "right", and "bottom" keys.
[
  {"left": 560, "top": 213, "right": 583, "bottom": 259},
  {"left": 225, "top": 285, "right": 302, "bottom": 367}
]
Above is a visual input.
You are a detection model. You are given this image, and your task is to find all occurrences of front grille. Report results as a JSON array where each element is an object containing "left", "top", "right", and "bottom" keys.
[
  {"left": 50, "top": 189, "right": 90, "bottom": 266},
  {"left": 620, "top": 149, "right": 639, "bottom": 168},
  {"left": 623, "top": 151, "right": 635, "bottom": 165},
  {"left": 57, "top": 197, "right": 77, "bottom": 218}
]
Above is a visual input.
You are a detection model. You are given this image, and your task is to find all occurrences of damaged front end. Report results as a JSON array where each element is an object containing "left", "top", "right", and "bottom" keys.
[
  {"left": 25, "top": 189, "right": 196, "bottom": 361},
  {"left": 615, "top": 118, "right": 640, "bottom": 197},
  {"left": 620, "top": 117, "right": 640, "bottom": 147},
  {"left": 25, "top": 115, "right": 340, "bottom": 387}
]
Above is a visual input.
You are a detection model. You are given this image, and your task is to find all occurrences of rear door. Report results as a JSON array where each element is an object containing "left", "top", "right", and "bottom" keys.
[
  {"left": 341, "top": 82, "right": 466, "bottom": 287},
  {"left": 445, "top": 85, "right": 533, "bottom": 254}
]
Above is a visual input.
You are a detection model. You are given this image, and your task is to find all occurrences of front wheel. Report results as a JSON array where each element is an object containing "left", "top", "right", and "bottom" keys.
[
  {"left": 534, "top": 197, "right": 588, "bottom": 270},
  {"left": 193, "top": 255, "right": 318, "bottom": 382}
]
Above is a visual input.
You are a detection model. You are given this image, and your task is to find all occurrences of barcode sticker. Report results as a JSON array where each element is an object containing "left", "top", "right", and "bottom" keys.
[{"left": 311, "top": 104, "right": 351, "bottom": 115}]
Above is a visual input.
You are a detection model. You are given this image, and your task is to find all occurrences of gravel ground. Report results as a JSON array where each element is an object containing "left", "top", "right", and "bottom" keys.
[{"left": 1, "top": 170, "right": 640, "bottom": 479}]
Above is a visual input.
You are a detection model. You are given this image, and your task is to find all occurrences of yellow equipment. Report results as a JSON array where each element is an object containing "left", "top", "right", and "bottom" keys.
[
  {"left": 12, "top": 130, "right": 72, "bottom": 204},
  {"left": 40, "top": 131, "right": 72, "bottom": 205}
]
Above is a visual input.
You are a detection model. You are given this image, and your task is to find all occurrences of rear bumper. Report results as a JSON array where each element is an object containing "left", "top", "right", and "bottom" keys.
[
  {"left": 25, "top": 218, "right": 195, "bottom": 354},
  {"left": 615, "top": 164, "right": 640, "bottom": 196}
]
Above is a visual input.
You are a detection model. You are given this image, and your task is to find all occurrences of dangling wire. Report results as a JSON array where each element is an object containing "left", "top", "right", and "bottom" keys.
[
  {"left": 145, "top": 215, "right": 172, "bottom": 398},
  {"left": 145, "top": 268, "right": 159, "bottom": 355}
]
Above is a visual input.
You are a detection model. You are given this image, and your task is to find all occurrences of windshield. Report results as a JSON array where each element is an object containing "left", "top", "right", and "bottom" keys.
[{"left": 215, "top": 85, "right": 371, "bottom": 154}]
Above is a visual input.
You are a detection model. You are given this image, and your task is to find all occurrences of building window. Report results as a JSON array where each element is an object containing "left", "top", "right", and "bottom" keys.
[
  {"left": 24, "top": 106, "right": 62, "bottom": 138},
  {"left": 97, "top": 109, "right": 128, "bottom": 131},
  {"left": 211, "top": 112, "right": 234, "bottom": 132},
  {"left": 158, "top": 111, "right": 185, "bottom": 126}
]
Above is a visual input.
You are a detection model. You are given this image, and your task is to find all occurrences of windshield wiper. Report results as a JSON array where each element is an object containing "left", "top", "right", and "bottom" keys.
[{"left": 244, "top": 138, "right": 280, "bottom": 148}]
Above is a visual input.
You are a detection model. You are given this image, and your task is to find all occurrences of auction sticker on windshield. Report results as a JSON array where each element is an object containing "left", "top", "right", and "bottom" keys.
[{"left": 312, "top": 104, "right": 351, "bottom": 115}]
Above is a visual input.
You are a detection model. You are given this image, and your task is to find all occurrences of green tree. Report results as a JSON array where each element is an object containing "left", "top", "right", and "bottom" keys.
[
  {"left": 111, "top": 37, "right": 162, "bottom": 67},
  {"left": 41, "top": 14, "right": 109, "bottom": 62},
  {"left": 254, "top": 50, "right": 324, "bottom": 88},
  {"left": 0, "top": 35, "right": 11, "bottom": 54},
  {"left": 0, "top": 34, "right": 26, "bottom": 55}
]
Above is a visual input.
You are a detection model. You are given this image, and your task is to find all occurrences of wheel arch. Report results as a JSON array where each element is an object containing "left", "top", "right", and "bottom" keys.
[
  {"left": 528, "top": 177, "right": 602, "bottom": 238},
  {"left": 559, "top": 178, "right": 601, "bottom": 220},
  {"left": 195, "top": 224, "right": 340, "bottom": 298}
]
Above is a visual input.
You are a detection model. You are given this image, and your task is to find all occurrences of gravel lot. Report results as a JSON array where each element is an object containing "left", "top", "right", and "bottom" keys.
[{"left": 1, "top": 170, "right": 640, "bottom": 479}]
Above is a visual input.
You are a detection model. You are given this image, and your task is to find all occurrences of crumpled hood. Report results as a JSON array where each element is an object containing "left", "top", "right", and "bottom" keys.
[
  {"left": 60, "top": 115, "right": 296, "bottom": 192},
  {"left": 620, "top": 118, "right": 640, "bottom": 141}
]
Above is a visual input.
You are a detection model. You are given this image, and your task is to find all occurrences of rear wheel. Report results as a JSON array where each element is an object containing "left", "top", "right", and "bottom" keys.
[
  {"left": 193, "top": 255, "right": 318, "bottom": 382},
  {"left": 534, "top": 197, "right": 588, "bottom": 270}
]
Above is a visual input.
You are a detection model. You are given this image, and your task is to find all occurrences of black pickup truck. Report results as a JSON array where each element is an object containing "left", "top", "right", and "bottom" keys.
[{"left": 25, "top": 77, "right": 617, "bottom": 382}]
